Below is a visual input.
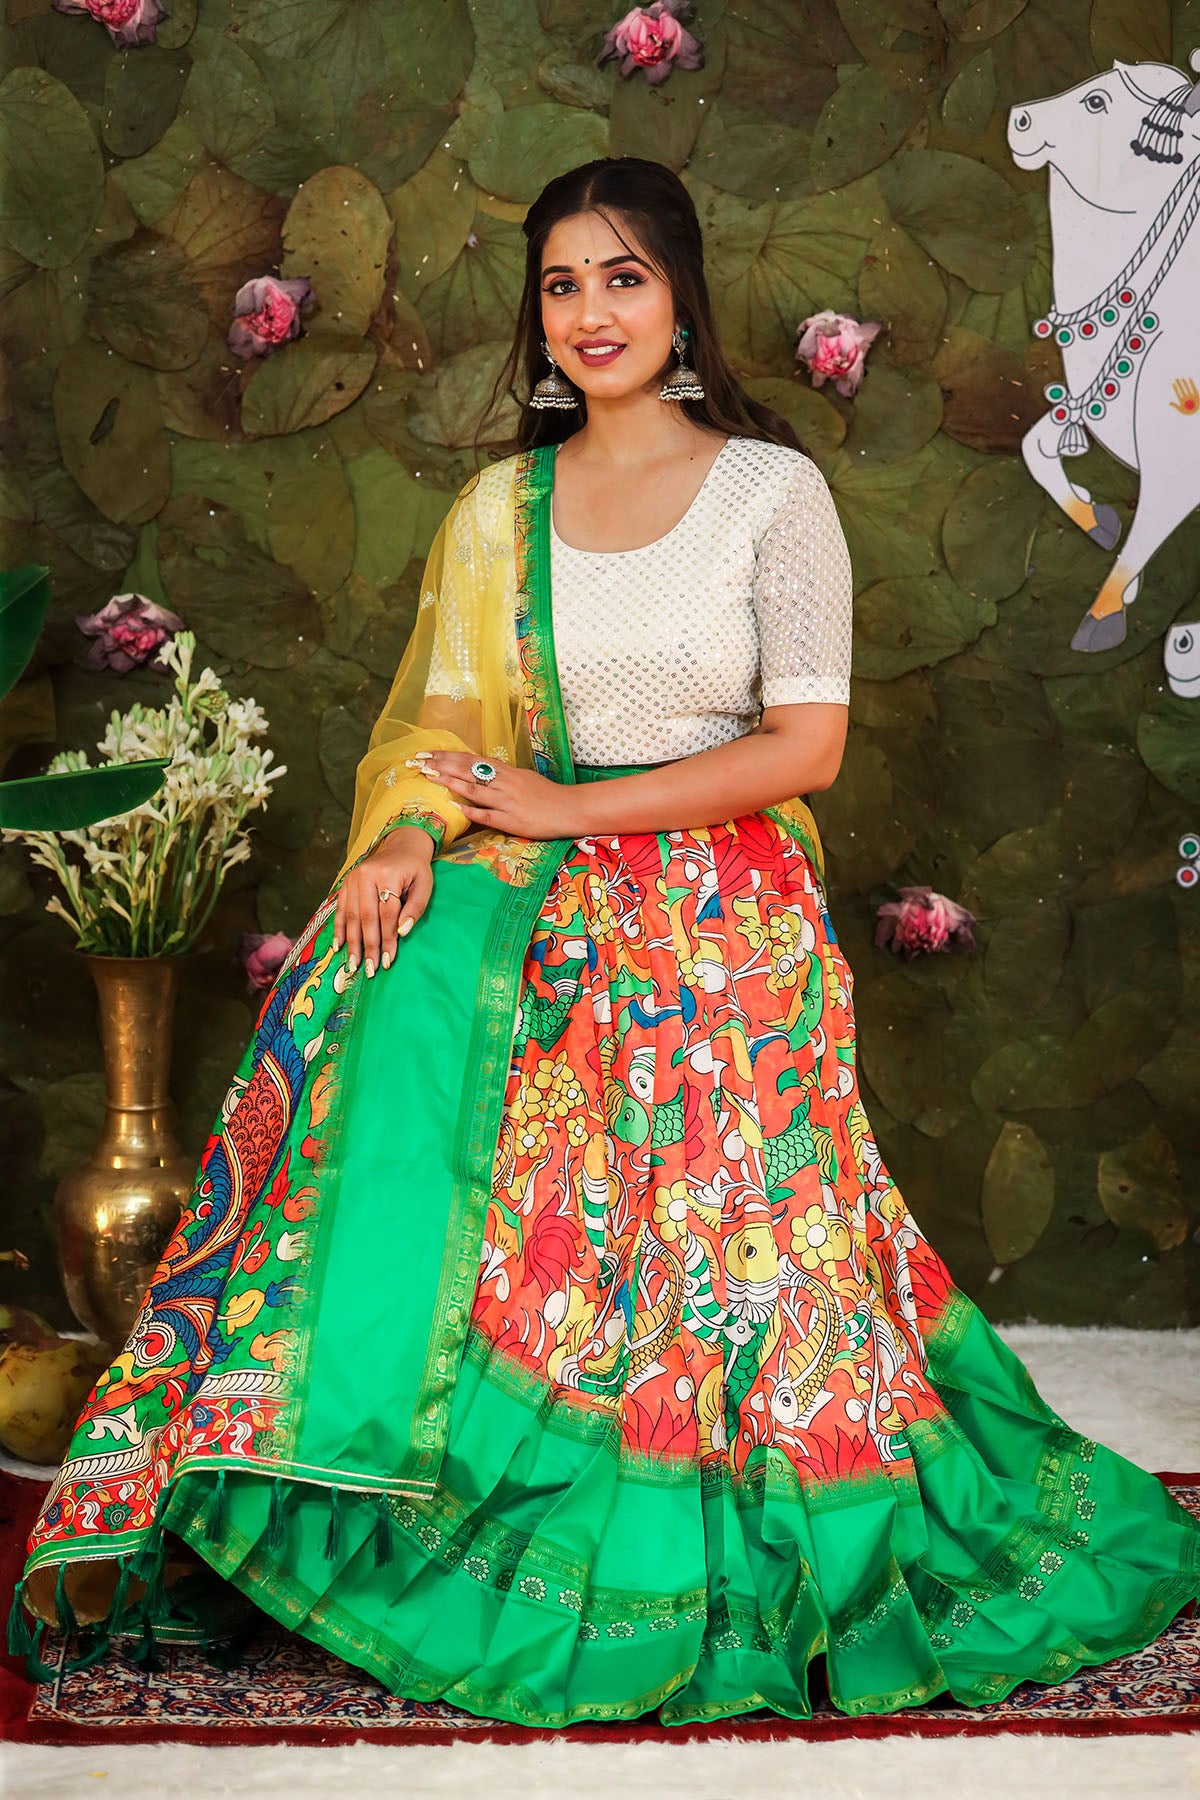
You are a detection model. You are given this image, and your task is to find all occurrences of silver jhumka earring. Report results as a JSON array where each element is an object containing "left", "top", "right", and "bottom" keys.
[
  {"left": 659, "top": 324, "right": 705, "bottom": 401},
  {"left": 529, "top": 340, "right": 579, "bottom": 410}
]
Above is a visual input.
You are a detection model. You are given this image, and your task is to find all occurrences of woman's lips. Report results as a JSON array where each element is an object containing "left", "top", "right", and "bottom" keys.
[{"left": 575, "top": 344, "right": 625, "bottom": 364}]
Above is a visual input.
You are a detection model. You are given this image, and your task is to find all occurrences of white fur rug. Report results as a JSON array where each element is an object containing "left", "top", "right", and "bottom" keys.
[{"left": 4, "top": 1324, "right": 1199, "bottom": 1800}]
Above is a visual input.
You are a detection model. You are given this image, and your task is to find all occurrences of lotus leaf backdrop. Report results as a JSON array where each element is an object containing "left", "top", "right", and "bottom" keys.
[{"left": 0, "top": 0, "right": 1197, "bottom": 1330}]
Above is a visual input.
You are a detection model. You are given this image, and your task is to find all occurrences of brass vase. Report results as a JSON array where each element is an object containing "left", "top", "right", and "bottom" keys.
[{"left": 53, "top": 954, "right": 196, "bottom": 1350}]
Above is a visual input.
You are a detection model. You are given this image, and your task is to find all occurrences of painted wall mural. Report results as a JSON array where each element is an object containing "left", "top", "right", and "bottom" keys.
[{"left": 0, "top": 0, "right": 1197, "bottom": 1331}]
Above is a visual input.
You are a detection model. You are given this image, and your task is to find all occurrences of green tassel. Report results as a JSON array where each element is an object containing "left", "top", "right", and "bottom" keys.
[
  {"left": 322, "top": 1486, "right": 342, "bottom": 1562},
  {"left": 128, "top": 1609, "right": 162, "bottom": 1672},
  {"left": 266, "top": 1475, "right": 286, "bottom": 1552},
  {"left": 6, "top": 1578, "right": 34, "bottom": 1656},
  {"left": 54, "top": 1564, "right": 78, "bottom": 1638},
  {"left": 206, "top": 1467, "right": 227, "bottom": 1542},
  {"left": 106, "top": 1560, "right": 134, "bottom": 1634},
  {"left": 373, "top": 1492, "right": 394, "bottom": 1567}
]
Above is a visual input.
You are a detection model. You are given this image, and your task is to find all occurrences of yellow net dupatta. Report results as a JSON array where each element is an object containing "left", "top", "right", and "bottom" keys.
[{"left": 337, "top": 456, "right": 536, "bottom": 883}]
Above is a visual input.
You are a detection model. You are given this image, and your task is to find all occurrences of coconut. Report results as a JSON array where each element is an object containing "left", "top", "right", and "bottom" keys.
[{"left": 0, "top": 1336, "right": 109, "bottom": 1465}]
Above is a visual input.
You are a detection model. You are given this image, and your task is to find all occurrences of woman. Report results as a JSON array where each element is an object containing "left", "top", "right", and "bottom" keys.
[{"left": 11, "top": 157, "right": 1200, "bottom": 1728}]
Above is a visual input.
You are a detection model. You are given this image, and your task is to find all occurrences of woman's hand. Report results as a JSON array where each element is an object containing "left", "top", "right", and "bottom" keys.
[
  {"left": 332, "top": 826, "right": 436, "bottom": 977},
  {"left": 409, "top": 750, "right": 586, "bottom": 840}
]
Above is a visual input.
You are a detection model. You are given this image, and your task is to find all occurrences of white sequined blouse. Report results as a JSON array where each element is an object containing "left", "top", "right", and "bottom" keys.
[{"left": 427, "top": 435, "right": 854, "bottom": 767}]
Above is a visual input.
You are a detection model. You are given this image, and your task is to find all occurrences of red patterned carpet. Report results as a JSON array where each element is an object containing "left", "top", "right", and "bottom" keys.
[{"left": 3, "top": 1470, "right": 1198, "bottom": 1746}]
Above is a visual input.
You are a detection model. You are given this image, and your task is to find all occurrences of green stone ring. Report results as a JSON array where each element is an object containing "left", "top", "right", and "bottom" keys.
[{"left": 470, "top": 759, "right": 498, "bottom": 784}]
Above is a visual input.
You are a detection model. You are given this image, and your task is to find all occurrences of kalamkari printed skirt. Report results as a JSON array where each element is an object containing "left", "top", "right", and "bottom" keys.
[{"left": 12, "top": 800, "right": 1200, "bottom": 1727}]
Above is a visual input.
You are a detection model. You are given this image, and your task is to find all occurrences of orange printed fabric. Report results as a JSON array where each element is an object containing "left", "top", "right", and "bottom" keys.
[{"left": 472, "top": 810, "right": 957, "bottom": 1481}]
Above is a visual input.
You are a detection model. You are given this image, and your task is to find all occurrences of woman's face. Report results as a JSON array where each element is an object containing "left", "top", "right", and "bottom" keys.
[{"left": 539, "top": 210, "right": 676, "bottom": 399}]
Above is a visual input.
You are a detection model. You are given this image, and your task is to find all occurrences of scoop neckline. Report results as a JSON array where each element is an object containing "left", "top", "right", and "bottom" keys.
[{"left": 549, "top": 435, "right": 737, "bottom": 556}]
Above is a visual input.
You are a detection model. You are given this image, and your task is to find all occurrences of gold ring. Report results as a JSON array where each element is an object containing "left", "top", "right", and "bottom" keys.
[{"left": 378, "top": 888, "right": 397, "bottom": 903}]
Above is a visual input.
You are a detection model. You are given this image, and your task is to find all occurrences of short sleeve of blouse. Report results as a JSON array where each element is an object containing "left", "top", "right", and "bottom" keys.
[{"left": 752, "top": 453, "right": 853, "bottom": 708}]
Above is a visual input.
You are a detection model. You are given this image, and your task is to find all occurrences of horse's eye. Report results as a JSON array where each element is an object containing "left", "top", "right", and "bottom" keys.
[{"left": 1084, "top": 92, "right": 1108, "bottom": 112}]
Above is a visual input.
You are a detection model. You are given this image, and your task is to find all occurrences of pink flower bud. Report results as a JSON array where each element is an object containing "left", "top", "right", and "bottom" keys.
[
  {"left": 239, "top": 932, "right": 295, "bottom": 993},
  {"left": 227, "top": 277, "right": 314, "bottom": 361},
  {"left": 795, "top": 310, "right": 883, "bottom": 398},
  {"left": 75, "top": 594, "right": 185, "bottom": 675},
  {"left": 52, "top": 0, "right": 165, "bottom": 48},
  {"left": 874, "top": 886, "right": 977, "bottom": 960},
  {"left": 596, "top": 0, "right": 704, "bottom": 85}
]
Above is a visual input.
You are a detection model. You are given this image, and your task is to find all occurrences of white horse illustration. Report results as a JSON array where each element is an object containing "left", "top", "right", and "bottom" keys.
[{"left": 1008, "top": 52, "right": 1200, "bottom": 652}]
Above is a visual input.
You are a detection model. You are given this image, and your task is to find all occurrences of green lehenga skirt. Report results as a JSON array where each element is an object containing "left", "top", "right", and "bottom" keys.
[{"left": 12, "top": 777, "right": 1200, "bottom": 1726}]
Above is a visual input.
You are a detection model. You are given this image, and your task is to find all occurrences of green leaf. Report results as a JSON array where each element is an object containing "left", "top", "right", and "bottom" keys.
[
  {"left": 226, "top": 47, "right": 335, "bottom": 196},
  {"left": 930, "top": 326, "right": 1044, "bottom": 454},
  {"left": 159, "top": 162, "right": 288, "bottom": 330},
  {"left": 154, "top": 338, "right": 244, "bottom": 441},
  {"left": 110, "top": 118, "right": 205, "bottom": 229},
  {"left": 961, "top": 810, "right": 1069, "bottom": 919},
  {"left": 0, "top": 564, "right": 50, "bottom": 701},
  {"left": 36, "top": 1071, "right": 107, "bottom": 1182},
  {"left": 157, "top": 494, "right": 322, "bottom": 668},
  {"left": 89, "top": 233, "right": 209, "bottom": 372},
  {"left": 264, "top": 438, "right": 355, "bottom": 600},
  {"left": 281, "top": 164, "right": 392, "bottom": 338},
  {"left": 334, "top": 81, "right": 455, "bottom": 194},
  {"left": 0, "top": 758, "right": 169, "bottom": 831},
  {"left": 102, "top": 47, "right": 194, "bottom": 160},
  {"left": 698, "top": 181, "right": 871, "bottom": 369},
  {"left": 857, "top": 222, "right": 947, "bottom": 369},
  {"left": 318, "top": 692, "right": 377, "bottom": 811},
  {"left": 981, "top": 1121, "right": 1054, "bottom": 1264},
  {"left": 408, "top": 341, "right": 520, "bottom": 451},
  {"left": 1136, "top": 689, "right": 1200, "bottom": 806},
  {"left": 937, "top": 0, "right": 1028, "bottom": 41},
  {"left": 181, "top": 25, "right": 275, "bottom": 163},
  {"left": 1088, "top": 0, "right": 1172, "bottom": 68},
  {"left": 0, "top": 67, "right": 104, "bottom": 270},
  {"left": 941, "top": 50, "right": 997, "bottom": 136},
  {"left": 387, "top": 147, "right": 477, "bottom": 305},
  {"left": 417, "top": 207, "right": 525, "bottom": 361},
  {"left": 1097, "top": 1124, "right": 1188, "bottom": 1252},
  {"left": 741, "top": 378, "right": 846, "bottom": 459},
  {"left": 721, "top": 0, "right": 846, "bottom": 133},
  {"left": 854, "top": 574, "right": 995, "bottom": 679},
  {"left": 29, "top": 465, "right": 140, "bottom": 572},
  {"left": 879, "top": 150, "right": 1033, "bottom": 291},
  {"left": 468, "top": 102, "right": 608, "bottom": 204},
  {"left": 688, "top": 104, "right": 814, "bottom": 203},
  {"left": 810, "top": 63, "right": 927, "bottom": 190},
  {"left": 844, "top": 363, "right": 943, "bottom": 463},
  {"left": 342, "top": 450, "right": 434, "bottom": 590},
  {"left": 52, "top": 340, "right": 172, "bottom": 528},
  {"left": 984, "top": 900, "right": 1069, "bottom": 1021},
  {"left": 824, "top": 446, "right": 943, "bottom": 585},
  {"left": 241, "top": 338, "right": 378, "bottom": 439},
  {"left": 608, "top": 26, "right": 725, "bottom": 171},
  {"left": 942, "top": 458, "right": 1043, "bottom": 600}
]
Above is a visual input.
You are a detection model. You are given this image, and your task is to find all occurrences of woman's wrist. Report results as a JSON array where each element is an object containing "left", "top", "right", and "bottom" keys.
[{"left": 382, "top": 823, "right": 438, "bottom": 861}]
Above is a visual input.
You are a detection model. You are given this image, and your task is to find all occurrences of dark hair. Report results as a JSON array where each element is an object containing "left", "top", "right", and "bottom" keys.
[{"left": 472, "top": 156, "right": 808, "bottom": 461}]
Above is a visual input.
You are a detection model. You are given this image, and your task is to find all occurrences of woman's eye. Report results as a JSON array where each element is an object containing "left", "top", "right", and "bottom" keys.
[{"left": 544, "top": 272, "right": 642, "bottom": 295}]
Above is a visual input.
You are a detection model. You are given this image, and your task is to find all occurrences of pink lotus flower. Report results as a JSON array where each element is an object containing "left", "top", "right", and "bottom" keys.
[
  {"left": 596, "top": 0, "right": 703, "bottom": 85},
  {"left": 874, "top": 886, "right": 977, "bottom": 961},
  {"left": 75, "top": 594, "right": 185, "bottom": 675},
  {"left": 52, "top": 0, "right": 165, "bottom": 48},
  {"left": 239, "top": 931, "right": 294, "bottom": 993},
  {"left": 795, "top": 310, "right": 883, "bottom": 399},
  {"left": 227, "top": 276, "right": 314, "bottom": 361}
]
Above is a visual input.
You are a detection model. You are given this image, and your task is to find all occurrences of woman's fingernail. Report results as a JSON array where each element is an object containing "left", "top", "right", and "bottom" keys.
[
  {"left": 347, "top": 955, "right": 359, "bottom": 974},
  {"left": 399, "top": 919, "right": 414, "bottom": 938},
  {"left": 382, "top": 951, "right": 393, "bottom": 970},
  {"left": 365, "top": 958, "right": 376, "bottom": 979}
]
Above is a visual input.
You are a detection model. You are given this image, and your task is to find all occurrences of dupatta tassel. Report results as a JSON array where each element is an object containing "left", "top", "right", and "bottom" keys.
[
  {"left": 373, "top": 1492, "right": 394, "bottom": 1567},
  {"left": 323, "top": 1485, "right": 342, "bottom": 1562},
  {"left": 266, "top": 1473, "right": 287, "bottom": 1552},
  {"left": 6, "top": 1578, "right": 59, "bottom": 1683},
  {"left": 206, "top": 1467, "right": 228, "bottom": 1542},
  {"left": 53, "top": 1563, "right": 78, "bottom": 1639}
]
